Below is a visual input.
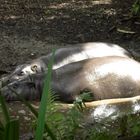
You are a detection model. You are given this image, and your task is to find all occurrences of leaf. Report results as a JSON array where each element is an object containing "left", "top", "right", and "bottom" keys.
[
  {"left": 4, "top": 119, "right": 19, "bottom": 140},
  {"left": 0, "top": 94, "right": 10, "bottom": 123}
]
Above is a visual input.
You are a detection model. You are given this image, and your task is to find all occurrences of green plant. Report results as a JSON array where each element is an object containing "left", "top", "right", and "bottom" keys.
[
  {"left": 132, "top": 0, "right": 140, "bottom": 15},
  {"left": 35, "top": 49, "right": 56, "bottom": 140},
  {"left": 0, "top": 94, "right": 19, "bottom": 140}
]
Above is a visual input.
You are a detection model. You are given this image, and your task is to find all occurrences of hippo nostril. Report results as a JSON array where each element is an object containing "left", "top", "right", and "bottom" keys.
[{"left": 7, "top": 79, "right": 11, "bottom": 83}]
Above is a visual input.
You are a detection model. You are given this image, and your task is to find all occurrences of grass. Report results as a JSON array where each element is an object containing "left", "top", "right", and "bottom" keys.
[
  {"left": 35, "top": 49, "right": 56, "bottom": 140},
  {"left": 132, "top": 0, "right": 140, "bottom": 15},
  {"left": 0, "top": 94, "right": 19, "bottom": 140}
]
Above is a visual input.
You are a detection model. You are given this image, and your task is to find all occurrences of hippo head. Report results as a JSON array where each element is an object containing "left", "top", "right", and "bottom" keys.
[
  {"left": 12, "top": 60, "right": 46, "bottom": 79},
  {"left": 1, "top": 60, "right": 47, "bottom": 87},
  {"left": 0, "top": 72, "right": 45, "bottom": 101}
]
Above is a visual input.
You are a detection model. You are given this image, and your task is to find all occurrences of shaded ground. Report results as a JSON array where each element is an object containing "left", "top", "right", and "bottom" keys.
[
  {"left": 0, "top": 0, "right": 140, "bottom": 139},
  {"left": 0, "top": 0, "right": 140, "bottom": 72}
]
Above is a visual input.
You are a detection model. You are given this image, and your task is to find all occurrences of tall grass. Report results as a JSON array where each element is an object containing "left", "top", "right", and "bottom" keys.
[
  {"left": 0, "top": 93, "right": 19, "bottom": 140},
  {"left": 35, "top": 49, "right": 56, "bottom": 140}
]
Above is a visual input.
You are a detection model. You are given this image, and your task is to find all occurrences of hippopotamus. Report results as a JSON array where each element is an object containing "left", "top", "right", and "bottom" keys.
[
  {"left": 1, "top": 56, "right": 140, "bottom": 103},
  {"left": 0, "top": 42, "right": 132, "bottom": 86}
]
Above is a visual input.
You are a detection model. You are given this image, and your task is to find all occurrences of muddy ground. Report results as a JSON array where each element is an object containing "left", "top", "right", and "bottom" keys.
[
  {"left": 0, "top": 0, "right": 140, "bottom": 72},
  {"left": 0, "top": 0, "right": 140, "bottom": 139}
]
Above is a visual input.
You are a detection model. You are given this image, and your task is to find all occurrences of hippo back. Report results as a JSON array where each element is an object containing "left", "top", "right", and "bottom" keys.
[{"left": 1, "top": 42, "right": 132, "bottom": 86}]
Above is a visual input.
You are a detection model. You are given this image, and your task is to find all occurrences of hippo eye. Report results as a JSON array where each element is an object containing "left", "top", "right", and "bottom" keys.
[
  {"left": 17, "top": 71, "right": 24, "bottom": 76},
  {"left": 31, "top": 65, "right": 37, "bottom": 72}
]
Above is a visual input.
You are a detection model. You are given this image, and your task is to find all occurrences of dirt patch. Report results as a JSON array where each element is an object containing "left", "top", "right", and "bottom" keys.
[{"left": 0, "top": 0, "right": 140, "bottom": 73}]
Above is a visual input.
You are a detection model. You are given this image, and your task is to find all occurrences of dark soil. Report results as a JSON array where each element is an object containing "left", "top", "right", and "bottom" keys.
[
  {"left": 0, "top": 0, "right": 140, "bottom": 139},
  {"left": 0, "top": 0, "right": 140, "bottom": 72}
]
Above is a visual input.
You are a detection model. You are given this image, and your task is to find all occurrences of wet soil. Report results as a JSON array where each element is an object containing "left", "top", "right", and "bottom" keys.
[{"left": 0, "top": 0, "right": 140, "bottom": 139}]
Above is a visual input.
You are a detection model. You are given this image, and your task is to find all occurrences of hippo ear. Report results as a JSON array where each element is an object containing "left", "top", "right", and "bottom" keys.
[{"left": 31, "top": 65, "right": 38, "bottom": 72}]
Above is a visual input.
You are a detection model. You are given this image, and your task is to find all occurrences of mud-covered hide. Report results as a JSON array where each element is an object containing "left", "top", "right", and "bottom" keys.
[
  {"left": 0, "top": 42, "right": 132, "bottom": 86},
  {"left": 1, "top": 56, "right": 140, "bottom": 103}
]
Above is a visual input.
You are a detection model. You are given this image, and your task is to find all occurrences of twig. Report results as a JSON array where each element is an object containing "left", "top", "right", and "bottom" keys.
[
  {"left": 55, "top": 95, "right": 140, "bottom": 110},
  {"left": 117, "top": 28, "right": 135, "bottom": 34}
]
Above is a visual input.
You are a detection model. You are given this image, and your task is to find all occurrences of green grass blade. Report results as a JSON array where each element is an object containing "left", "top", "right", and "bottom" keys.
[
  {"left": 0, "top": 94, "right": 10, "bottom": 123},
  {"left": 0, "top": 131, "right": 4, "bottom": 140},
  {"left": 35, "top": 49, "right": 56, "bottom": 140},
  {"left": 8, "top": 87, "right": 55, "bottom": 139},
  {"left": 4, "top": 119, "right": 19, "bottom": 140},
  {"left": 0, "top": 120, "right": 4, "bottom": 140}
]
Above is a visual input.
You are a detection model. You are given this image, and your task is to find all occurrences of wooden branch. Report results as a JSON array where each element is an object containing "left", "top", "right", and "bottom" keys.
[{"left": 55, "top": 96, "right": 140, "bottom": 110}]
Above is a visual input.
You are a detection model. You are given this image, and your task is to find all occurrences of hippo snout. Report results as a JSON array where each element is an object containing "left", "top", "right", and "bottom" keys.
[
  {"left": 0, "top": 79, "right": 42, "bottom": 101},
  {"left": 0, "top": 86, "right": 16, "bottom": 101}
]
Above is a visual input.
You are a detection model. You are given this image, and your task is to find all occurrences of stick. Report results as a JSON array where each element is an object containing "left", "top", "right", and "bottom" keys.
[{"left": 55, "top": 96, "right": 140, "bottom": 110}]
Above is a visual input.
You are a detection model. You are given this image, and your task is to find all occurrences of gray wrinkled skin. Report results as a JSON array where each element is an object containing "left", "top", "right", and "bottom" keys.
[
  {"left": 1, "top": 56, "right": 140, "bottom": 103},
  {"left": 0, "top": 42, "right": 132, "bottom": 87}
]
